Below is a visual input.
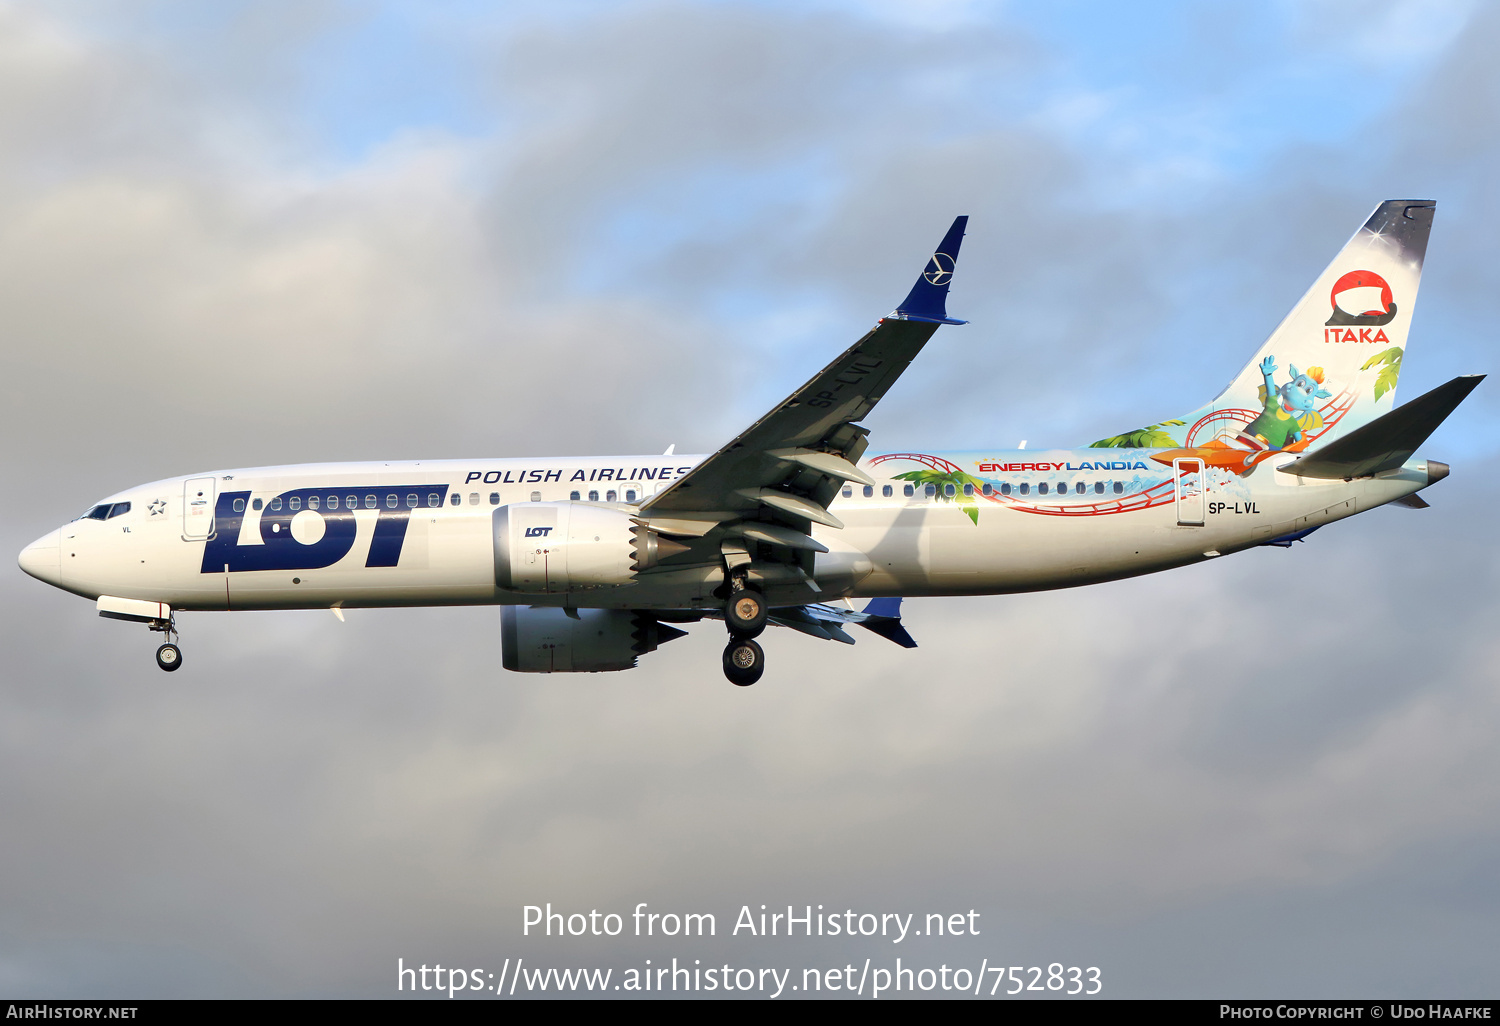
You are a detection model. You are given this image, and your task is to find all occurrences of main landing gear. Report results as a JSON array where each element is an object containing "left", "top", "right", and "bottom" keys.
[
  {"left": 149, "top": 615, "right": 182, "bottom": 673},
  {"left": 721, "top": 581, "right": 767, "bottom": 686},
  {"left": 725, "top": 586, "right": 768, "bottom": 637}
]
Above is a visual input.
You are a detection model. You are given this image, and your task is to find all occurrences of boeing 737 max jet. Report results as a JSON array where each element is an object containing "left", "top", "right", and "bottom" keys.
[{"left": 17, "top": 201, "right": 1482, "bottom": 684}]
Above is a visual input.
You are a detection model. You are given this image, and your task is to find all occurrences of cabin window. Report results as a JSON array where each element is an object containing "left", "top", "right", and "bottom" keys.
[
  {"left": 982, "top": 484, "right": 993, "bottom": 496},
  {"left": 1113, "top": 481, "right": 1123, "bottom": 494},
  {"left": 383, "top": 494, "right": 396, "bottom": 509},
  {"left": 362, "top": 495, "right": 374, "bottom": 509},
  {"left": 882, "top": 485, "right": 893, "bottom": 497},
  {"left": 842, "top": 486, "right": 853, "bottom": 498},
  {"left": 532, "top": 491, "right": 543, "bottom": 502},
  {"left": 253, "top": 498, "right": 263, "bottom": 510},
  {"left": 1019, "top": 483, "right": 1029, "bottom": 495},
  {"left": 468, "top": 493, "right": 479, "bottom": 505},
  {"left": 570, "top": 490, "right": 581, "bottom": 500},
  {"left": 426, "top": 493, "right": 439, "bottom": 508},
  {"left": 489, "top": 493, "right": 500, "bottom": 506},
  {"left": 326, "top": 496, "right": 338, "bottom": 510},
  {"left": 233, "top": 498, "right": 245, "bottom": 513},
  {"left": 963, "top": 484, "right": 973, "bottom": 496},
  {"left": 588, "top": 490, "right": 599, "bottom": 501},
  {"left": 903, "top": 484, "right": 914, "bottom": 497},
  {"left": 625, "top": 489, "right": 637, "bottom": 502},
  {"left": 944, "top": 483, "right": 955, "bottom": 497},
  {"left": 309, "top": 496, "right": 320, "bottom": 510},
  {"left": 1056, "top": 482, "right": 1067, "bottom": 495},
  {"left": 406, "top": 494, "right": 417, "bottom": 508},
  {"left": 925, "top": 484, "right": 937, "bottom": 497},
  {"left": 1038, "top": 483, "right": 1048, "bottom": 495},
  {"left": 1094, "top": 481, "right": 1104, "bottom": 495},
  {"left": 347, "top": 496, "right": 359, "bottom": 510},
  {"left": 289, "top": 497, "right": 301, "bottom": 510},
  {"left": 863, "top": 485, "right": 874, "bottom": 498},
  {"left": 1000, "top": 483, "right": 1011, "bottom": 496},
  {"left": 605, "top": 490, "right": 616, "bottom": 502},
  {"left": 269, "top": 497, "right": 283, "bottom": 511},
  {"left": 450, "top": 493, "right": 460, "bottom": 506}
]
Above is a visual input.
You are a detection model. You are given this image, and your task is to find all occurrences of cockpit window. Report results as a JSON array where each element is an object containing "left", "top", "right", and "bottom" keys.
[{"left": 76, "top": 501, "right": 131, "bottom": 521}]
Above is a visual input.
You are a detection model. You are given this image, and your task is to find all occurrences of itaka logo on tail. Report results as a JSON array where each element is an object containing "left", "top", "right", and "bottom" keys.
[{"left": 1326, "top": 270, "right": 1395, "bottom": 326}]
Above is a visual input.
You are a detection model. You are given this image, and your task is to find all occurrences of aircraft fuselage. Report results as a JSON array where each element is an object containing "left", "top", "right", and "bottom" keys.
[{"left": 20, "top": 448, "right": 1438, "bottom": 614}]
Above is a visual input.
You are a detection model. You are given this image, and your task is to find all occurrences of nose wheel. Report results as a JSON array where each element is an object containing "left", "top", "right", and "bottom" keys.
[{"left": 148, "top": 615, "right": 182, "bottom": 672}]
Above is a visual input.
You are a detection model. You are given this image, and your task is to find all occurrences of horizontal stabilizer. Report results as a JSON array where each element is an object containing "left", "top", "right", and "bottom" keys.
[{"left": 1280, "top": 374, "right": 1484, "bottom": 480}]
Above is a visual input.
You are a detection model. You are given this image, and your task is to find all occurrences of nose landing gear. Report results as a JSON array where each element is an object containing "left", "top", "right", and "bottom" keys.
[
  {"left": 148, "top": 615, "right": 182, "bottom": 672},
  {"left": 155, "top": 643, "right": 183, "bottom": 672}
]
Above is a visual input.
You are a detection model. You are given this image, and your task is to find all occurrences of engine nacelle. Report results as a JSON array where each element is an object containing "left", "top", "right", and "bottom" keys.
[
  {"left": 494, "top": 502, "right": 681, "bottom": 593},
  {"left": 500, "top": 606, "right": 688, "bottom": 673}
]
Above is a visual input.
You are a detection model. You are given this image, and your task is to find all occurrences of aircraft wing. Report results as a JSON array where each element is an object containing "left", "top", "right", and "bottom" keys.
[{"left": 639, "top": 217, "right": 968, "bottom": 560}]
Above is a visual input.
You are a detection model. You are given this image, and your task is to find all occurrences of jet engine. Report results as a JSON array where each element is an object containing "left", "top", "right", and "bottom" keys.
[
  {"left": 493, "top": 502, "right": 687, "bottom": 594},
  {"left": 500, "top": 606, "right": 688, "bottom": 672}
]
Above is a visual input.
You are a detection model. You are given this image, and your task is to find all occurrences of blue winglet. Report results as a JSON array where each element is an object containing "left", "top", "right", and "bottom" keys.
[
  {"left": 894, "top": 216, "right": 968, "bottom": 325},
  {"left": 858, "top": 597, "right": 917, "bottom": 649}
]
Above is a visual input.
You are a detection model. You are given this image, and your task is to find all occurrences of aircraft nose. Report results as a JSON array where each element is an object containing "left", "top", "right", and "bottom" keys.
[{"left": 18, "top": 529, "right": 62, "bottom": 587}]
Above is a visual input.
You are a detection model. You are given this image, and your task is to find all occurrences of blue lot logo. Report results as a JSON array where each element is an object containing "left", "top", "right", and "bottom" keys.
[
  {"left": 524, "top": 526, "right": 553, "bottom": 538},
  {"left": 200, "top": 486, "right": 449, "bottom": 573}
]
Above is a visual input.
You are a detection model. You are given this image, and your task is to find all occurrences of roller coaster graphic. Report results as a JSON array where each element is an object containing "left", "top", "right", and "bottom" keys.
[
  {"left": 1183, "top": 386, "right": 1358, "bottom": 448},
  {"left": 868, "top": 386, "right": 1358, "bottom": 519}
]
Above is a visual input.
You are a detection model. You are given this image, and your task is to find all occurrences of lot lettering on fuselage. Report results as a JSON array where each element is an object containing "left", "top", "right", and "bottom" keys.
[{"left": 200, "top": 485, "right": 449, "bottom": 574}]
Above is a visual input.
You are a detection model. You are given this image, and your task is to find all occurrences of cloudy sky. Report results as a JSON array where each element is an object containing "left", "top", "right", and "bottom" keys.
[{"left": 2, "top": 0, "right": 1498, "bottom": 999}]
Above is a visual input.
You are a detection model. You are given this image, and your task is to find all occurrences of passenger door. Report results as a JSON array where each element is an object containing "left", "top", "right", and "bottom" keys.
[
  {"left": 182, "top": 477, "right": 217, "bottom": 540},
  {"left": 1173, "top": 459, "right": 1205, "bottom": 526}
]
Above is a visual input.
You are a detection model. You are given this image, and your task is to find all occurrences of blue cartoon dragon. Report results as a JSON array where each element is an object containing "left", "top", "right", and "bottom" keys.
[{"left": 1235, "top": 356, "right": 1333, "bottom": 454}]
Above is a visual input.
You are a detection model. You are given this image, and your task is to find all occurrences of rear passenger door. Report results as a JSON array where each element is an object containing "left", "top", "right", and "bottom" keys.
[{"left": 1173, "top": 459, "right": 1205, "bottom": 526}]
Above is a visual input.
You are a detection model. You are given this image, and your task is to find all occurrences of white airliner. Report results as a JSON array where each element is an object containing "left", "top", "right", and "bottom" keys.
[{"left": 18, "top": 201, "right": 1481, "bottom": 685}]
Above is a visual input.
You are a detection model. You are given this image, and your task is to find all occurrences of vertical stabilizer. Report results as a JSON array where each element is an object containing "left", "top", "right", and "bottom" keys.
[{"left": 1091, "top": 201, "right": 1434, "bottom": 466}]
